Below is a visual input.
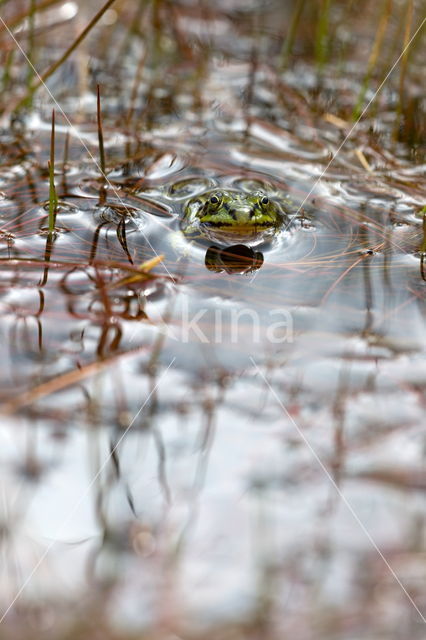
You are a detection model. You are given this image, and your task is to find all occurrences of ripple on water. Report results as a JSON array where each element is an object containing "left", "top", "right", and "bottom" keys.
[
  {"left": 144, "top": 152, "right": 185, "bottom": 181},
  {"left": 94, "top": 202, "right": 142, "bottom": 225},
  {"left": 37, "top": 226, "right": 70, "bottom": 238},
  {"left": 230, "top": 176, "right": 282, "bottom": 193},
  {"left": 166, "top": 172, "right": 290, "bottom": 202},
  {"left": 167, "top": 176, "right": 215, "bottom": 199},
  {"left": 78, "top": 177, "right": 118, "bottom": 197},
  {"left": 41, "top": 200, "right": 81, "bottom": 215}
]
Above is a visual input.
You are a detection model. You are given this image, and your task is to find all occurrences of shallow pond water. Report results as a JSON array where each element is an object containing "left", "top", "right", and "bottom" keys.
[{"left": 0, "top": 1, "right": 425, "bottom": 639}]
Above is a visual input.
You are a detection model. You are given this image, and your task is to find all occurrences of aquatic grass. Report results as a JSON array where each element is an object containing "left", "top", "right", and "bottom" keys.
[
  {"left": 278, "top": 0, "right": 423, "bottom": 124},
  {"left": 26, "top": 0, "right": 37, "bottom": 93},
  {"left": 12, "top": 0, "right": 119, "bottom": 114},
  {"left": 244, "top": 32, "right": 260, "bottom": 137},
  {"left": 40, "top": 109, "right": 58, "bottom": 287},
  {"left": 398, "top": 0, "right": 414, "bottom": 103},
  {"left": 315, "top": 0, "right": 332, "bottom": 72},
  {"left": 125, "top": 45, "right": 146, "bottom": 126},
  {"left": 48, "top": 109, "right": 58, "bottom": 234},
  {"left": 1, "top": 48, "right": 14, "bottom": 92},
  {"left": 151, "top": 0, "right": 165, "bottom": 68},
  {"left": 62, "top": 130, "right": 69, "bottom": 170},
  {"left": 48, "top": 160, "right": 57, "bottom": 232},
  {"left": 352, "top": 0, "right": 393, "bottom": 121},
  {"left": 60, "top": 129, "right": 70, "bottom": 193},
  {"left": 395, "top": 0, "right": 414, "bottom": 138},
  {"left": 279, "top": 0, "right": 307, "bottom": 70},
  {"left": 0, "top": 0, "right": 64, "bottom": 38},
  {"left": 113, "top": 0, "right": 146, "bottom": 67}
]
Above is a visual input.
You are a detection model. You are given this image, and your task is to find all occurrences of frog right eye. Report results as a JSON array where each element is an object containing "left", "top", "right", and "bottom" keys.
[{"left": 209, "top": 193, "right": 222, "bottom": 205}]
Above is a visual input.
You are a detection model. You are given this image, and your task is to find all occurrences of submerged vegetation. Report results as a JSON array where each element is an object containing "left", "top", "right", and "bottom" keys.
[{"left": 0, "top": 1, "right": 425, "bottom": 639}]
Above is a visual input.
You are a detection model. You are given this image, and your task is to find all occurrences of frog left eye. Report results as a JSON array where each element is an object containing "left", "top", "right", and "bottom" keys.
[
  {"left": 260, "top": 196, "right": 269, "bottom": 206},
  {"left": 210, "top": 195, "right": 220, "bottom": 204}
]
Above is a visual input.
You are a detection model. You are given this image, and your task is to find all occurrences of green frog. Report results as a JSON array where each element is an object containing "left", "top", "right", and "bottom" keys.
[{"left": 180, "top": 189, "right": 289, "bottom": 246}]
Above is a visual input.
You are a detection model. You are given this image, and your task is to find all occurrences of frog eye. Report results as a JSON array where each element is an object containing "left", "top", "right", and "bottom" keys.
[
  {"left": 260, "top": 196, "right": 269, "bottom": 206},
  {"left": 210, "top": 193, "right": 221, "bottom": 205}
]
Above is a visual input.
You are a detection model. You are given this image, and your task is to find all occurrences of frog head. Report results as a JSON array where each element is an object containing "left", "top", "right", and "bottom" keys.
[
  {"left": 182, "top": 189, "right": 285, "bottom": 244},
  {"left": 198, "top": 190, "right": 282, "bottom": 227}
]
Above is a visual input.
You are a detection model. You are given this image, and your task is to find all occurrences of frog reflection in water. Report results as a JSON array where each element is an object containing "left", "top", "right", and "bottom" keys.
[
  {"left": 204, "top": 243, "right": 264, "bottom": 275},
  {"left": 180, "top": 189, "right": 288, "bottom": 274}
]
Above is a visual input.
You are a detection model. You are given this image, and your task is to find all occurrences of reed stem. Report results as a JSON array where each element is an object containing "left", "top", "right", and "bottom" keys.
[
  {"left": 97, "top": 85, "right": 106, "bottom": 179},
  {"left": 48, "top": 110, "right": 58, "bottom": 233}
]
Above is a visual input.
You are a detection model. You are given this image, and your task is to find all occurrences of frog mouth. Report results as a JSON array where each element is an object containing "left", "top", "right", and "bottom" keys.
[{"left": 202, "top": 221, "right": 275, "bottom": 230}]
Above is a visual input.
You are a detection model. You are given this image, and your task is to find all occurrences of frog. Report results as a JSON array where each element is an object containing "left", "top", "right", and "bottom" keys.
[{"left": 180, "top": 188, "right": 289, "bottom": 246}]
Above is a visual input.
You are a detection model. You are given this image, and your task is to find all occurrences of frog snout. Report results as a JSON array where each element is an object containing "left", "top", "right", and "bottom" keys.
[{"left": 233, "top": 206, "right": 254, "bottom": 224}]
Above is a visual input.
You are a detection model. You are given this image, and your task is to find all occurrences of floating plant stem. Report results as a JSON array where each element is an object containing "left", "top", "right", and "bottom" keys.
[
  {"left": 116, "top": 217, "right": 133, "bottom": 265},
  {"left": 48, "top": 110, "right": 58, "bottom": 233},
  {"left": 280, "top": 0, "right": 306, "bottom": 70},
  {"left": 97, "top": 85, "right": 106, "bottom": 179},
  {"left": 13, "top": 0, "right": 119, "bottom": 112},
  {"left": 108, "top": 255, "right": 164, "bottom": 289},
  {"left": 352, "top": 0, "right": 393, "bottom": 121}
]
